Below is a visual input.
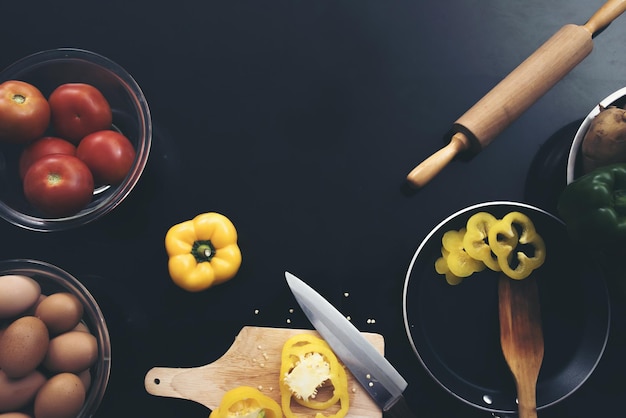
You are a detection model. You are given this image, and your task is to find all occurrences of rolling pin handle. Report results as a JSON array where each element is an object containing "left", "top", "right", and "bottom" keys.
[
  {"left": 406, "top": 131, "right": 471, "bottom": 189},
  {"left": 583, "top": 0, "right": 626, "bottom": 35}
]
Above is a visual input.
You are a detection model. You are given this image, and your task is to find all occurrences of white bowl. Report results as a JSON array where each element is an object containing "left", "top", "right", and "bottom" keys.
[{"left": 566, "top": 87, "right": 626, "bottom": 184}]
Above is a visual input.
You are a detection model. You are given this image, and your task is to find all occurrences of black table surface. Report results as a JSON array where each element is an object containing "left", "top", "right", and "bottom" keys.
[{"left": 1, "top": 1, "right": 626, "bottom": 417}]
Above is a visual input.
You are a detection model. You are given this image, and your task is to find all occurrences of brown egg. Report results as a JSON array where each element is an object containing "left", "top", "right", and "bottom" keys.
[
  {"left": 24, "top": 294, "right": 47, "bottom": 316},
  {"left": 43, "top": 331, "right": 98, "bottom": 373},
  {"left": 0, "top": 316, "right": 49, "bottom": 378},
  {"left": 71, "top": 322, "right": 90, "bottom": 333},
  {"left": 0, "top": 369, "right": 46, "bottom": 412},
  {"left": 0, "top": 413, "right": 34, "bottom": 418},
  {"left": 76, "top": 369, "right": 91, "bottom": 392},
  {"left": 34, "top": 373, "right": 85, "bottom": 418},
  {"left": 0, "top": 275, "right": 41, "bottom": 319},
  {"left": 35, "top": 292, "right": 83, "bottom": 335}
]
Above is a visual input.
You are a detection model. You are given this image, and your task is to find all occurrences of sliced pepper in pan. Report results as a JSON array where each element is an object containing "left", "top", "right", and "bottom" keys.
[
  {"left": 165, "top": 212, "right": 242, "bottom": 292},
  {"left": 435, "top": 211, "right": 546, "bottom": 282},
  {"left": 435, "top": 228, "right": 486, "bottom": 285},
  {"left": 462, "top": 212, "right": 505, "bottom": 271},
  {"left": 435, "top": 249, "right": 464, "bottom": 285},
  {"left": 487, "top": 211, "right": 546, "bottom": 280}
]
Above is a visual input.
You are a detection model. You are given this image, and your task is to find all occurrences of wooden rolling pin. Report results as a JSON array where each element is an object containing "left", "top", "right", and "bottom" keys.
[{"left": 406, "top": 0, "right": 626, "bottom": 188}]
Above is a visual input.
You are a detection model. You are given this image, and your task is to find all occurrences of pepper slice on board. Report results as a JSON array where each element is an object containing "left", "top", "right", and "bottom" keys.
[
  {"left": 165, "top": 212, "right": 242, "bottom": 292},
  {"left": 209, "top": 386, "right": 282, "bottom": 418},
  {"left": 279, "top": 334, "right": 349, "bottom": 418}
]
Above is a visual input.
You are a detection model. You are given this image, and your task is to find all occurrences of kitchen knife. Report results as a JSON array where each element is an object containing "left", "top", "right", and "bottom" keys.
[{"left": 285, "top": 271, "right": 419, "bottom": 418}]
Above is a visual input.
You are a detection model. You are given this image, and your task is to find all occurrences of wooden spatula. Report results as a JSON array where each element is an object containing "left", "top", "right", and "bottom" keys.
[{"left": 498, "top": 274, "right": 544, "bottom": 418}]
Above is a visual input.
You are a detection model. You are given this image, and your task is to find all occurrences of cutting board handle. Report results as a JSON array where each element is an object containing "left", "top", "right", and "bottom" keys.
[
  {"left": 584, "top": 0, "right": 626, "bottom": 35},
  {"left": 145, "top": 364, "right": 226, "bottom": 406}
]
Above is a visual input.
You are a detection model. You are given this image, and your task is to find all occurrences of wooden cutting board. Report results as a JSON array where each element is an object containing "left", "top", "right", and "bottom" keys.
[{"left": 144, "top": 326, "right": 384, "bottom": 417}]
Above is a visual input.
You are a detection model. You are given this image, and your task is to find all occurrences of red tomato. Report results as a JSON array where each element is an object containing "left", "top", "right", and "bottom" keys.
[
  {"left": 48, "top": 83, "right": 112, "bottom": 143},
  {"left": 19, "top": 136, "right": 77, "bottom": 180},
  {"left": 0, "top": 80, "right": 51, "bottom": 144},
  {"left": 76, "top": 130, "right": 136, "bottom": 185},
  {"left": 23, "top": 154, "right": 94, "bottom": 217}
]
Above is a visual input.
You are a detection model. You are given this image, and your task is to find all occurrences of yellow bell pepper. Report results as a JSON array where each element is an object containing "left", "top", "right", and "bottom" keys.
[
  {"left": 279, "top": 334, "right": 349, "bottom": 418},
  {"left": 487, "top": 211, "right": 546, "bottom": 280},
  {"left": 165, "top": 212, "right": 242, "bottom": 292},
  {"left": 209, "top": 386, "right": 283, "bottom": 418}
]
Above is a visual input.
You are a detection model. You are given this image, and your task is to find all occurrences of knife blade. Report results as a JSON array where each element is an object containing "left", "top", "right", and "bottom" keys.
[{"left": 285, "top": 271, "right": 419, "bottom": 418}]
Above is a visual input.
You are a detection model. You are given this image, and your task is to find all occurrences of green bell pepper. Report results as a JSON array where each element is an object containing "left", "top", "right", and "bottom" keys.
[{"left": 557, "top": 163, "right": 626, "bottom": 247}]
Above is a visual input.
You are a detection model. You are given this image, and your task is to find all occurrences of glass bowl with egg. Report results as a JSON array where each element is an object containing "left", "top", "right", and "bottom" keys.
[
  {"left": 0, "top": 258, "right": 111, "bottom": 417},
  {"left": 0, "top": 47, "right": 152, "bottom": 232}
]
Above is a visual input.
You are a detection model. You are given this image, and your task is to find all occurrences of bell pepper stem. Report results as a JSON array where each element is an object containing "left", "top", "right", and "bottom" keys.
[{"left": 191, "top": 240, "right": 216, "bottom": 263}]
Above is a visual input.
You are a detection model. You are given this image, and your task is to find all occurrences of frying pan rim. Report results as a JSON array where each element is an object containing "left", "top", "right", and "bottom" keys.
[{"left": 402, "top": 200, "right": 610, "bottom": 414}]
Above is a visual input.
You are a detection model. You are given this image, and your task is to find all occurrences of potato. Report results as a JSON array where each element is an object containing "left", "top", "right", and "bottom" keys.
[{"left": 582, "top": 104, "right": 626, "bottom": 174}]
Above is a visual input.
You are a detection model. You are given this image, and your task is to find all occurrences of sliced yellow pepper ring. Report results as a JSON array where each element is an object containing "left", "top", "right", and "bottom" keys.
[
  {"left": 279, "top": 334, "right": 349, "bottom": 418},
  {"left": 462, "top": 212, "right": 506, "bottom": 271},
  {"left": 440, "top": 228, "right": 486, "bottom": 278},
  {"left": 434, "top": 248, "right": 464, "bottom": 285},
  {"left": 487, "top": 211, "right": 546, "bottom": 280},
  {"left": 435, "top": 211, "right": 547, "bottom": 284},
  {"left": 286, "top": 345, "right": 345, "bottom": 410},
  {"left": 209, "top": 386, "right": 282, "bottom": 418}
]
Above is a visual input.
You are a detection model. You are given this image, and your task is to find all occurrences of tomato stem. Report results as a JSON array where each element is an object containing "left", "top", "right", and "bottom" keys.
[
  {"left": 46, "top": 173, "right": 62, "bottom": 186},
  {"left": 12, "top": 94, "right": 26, "bottom": 105}
]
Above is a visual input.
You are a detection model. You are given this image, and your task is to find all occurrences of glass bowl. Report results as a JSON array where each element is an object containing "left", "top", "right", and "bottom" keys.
[
  {"left": 566, "top": 86, "right": 626, "bottom": 184},
  {"left": 0, "top": 48, "right": 152, "bottom": 231},
  {"left": 0, "top": 258, "right": 111, "bottom": 417}
]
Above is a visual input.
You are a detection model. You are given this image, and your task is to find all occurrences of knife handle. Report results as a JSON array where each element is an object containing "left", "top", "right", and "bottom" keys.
[{"left": 384, "top": 395, "right": 419, "bottom": 418}]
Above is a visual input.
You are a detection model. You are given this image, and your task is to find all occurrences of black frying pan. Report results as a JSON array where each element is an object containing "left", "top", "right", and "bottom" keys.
[{"left": 402, "top": 201, "right": 610, "bottom": 415}]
